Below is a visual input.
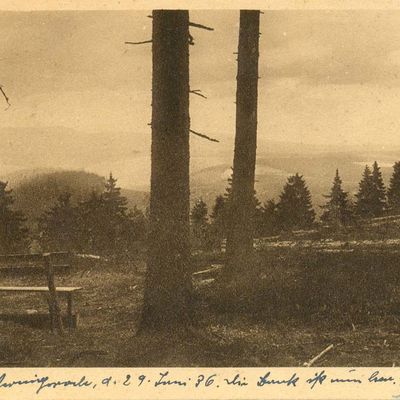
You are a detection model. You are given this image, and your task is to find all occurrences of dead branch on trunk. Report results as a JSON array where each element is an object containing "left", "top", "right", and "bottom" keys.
[
  {"left": 189, "top": 33, "right": 195, "bottom": 46},
  {"left": 190, "top": 129, "right": 219, "bottom": 143},
  {"left": 125, "top": 40, "right": 152, "bottom": 45},
  {"left": 190, "top": 89, "right": 207, "bottom": 99},
  {"left": 0, "top": 85, "right": 10, "bottom": 109},
  {"left": 148, "top": 15, "right": 214, "bottom": 31},
  {"left": 189, "top": 21, "right": 214, "bottom": 31}
]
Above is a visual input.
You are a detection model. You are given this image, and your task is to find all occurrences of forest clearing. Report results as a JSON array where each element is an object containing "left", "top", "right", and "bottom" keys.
[{"left": 1, "top": 228, "right": 400, "bottom": 368}]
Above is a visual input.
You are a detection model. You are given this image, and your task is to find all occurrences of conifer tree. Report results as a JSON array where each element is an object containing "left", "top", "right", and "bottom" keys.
[
  {"left": 226, "top": 10, "right": 260, "bottom": 272},
  {"left": 221, "top": 171, "right": 233, "bottom": 220},
  {"left": 117, "top": 206, "right": 148, "bottom": 257},
  {"left": 76, "top": 182, "right": 147, "bottom": 255},
  {"left": 370, "top": 161, "right": 386, "bottom": 216},
  {"left": 260, "top": 199, "right": 279, "bottom": 235},
  {"left": 76, "top": 190, "right": 105, "bottom": 253},
  {"left": 277, "top": 173, "right": 315, "bottom": 230},
  {"left": 388, "top": 161, "right": 400, "bottom": 213},
  {"left": 253, "top": 195, "right": 264, "bottom": 237},
  {"left": 102, "top": 173, "right": 130, "bottom": 254},
  {"left": 222, "top": 172, "right": 262, "bottom": 236},
  {"left": 103, "top": 173, "right": 128, "bottom": 218},
  {"left": 0, "top": 181, "right": 28, "bottom": 253},
  {"left": 209, "top": 195, "right": 227, "bottom": 248},
  {"left": 39, "top": 192, "right": 77, "bottom": 251},
  {"left": 355, "top": 165, "right": 373, "bottom": 218},
  {"left": 191, "top": 198, "right": 208, "bottom": 225},
  {"left": 190, "top": 199, "right": 208, "bottom": 249},
  {"left": 210, "top": 195, "right": 226, "bottom": 224},
  {"left": 320, "top": 169, "right": 353, "bottom": 227},
  {"left": 141, "top": 10, "right": 192, "bottom": 331}
]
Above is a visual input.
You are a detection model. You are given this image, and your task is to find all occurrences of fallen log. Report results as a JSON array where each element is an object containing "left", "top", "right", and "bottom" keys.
[{"left": 303, "top": 344, "right": 334, "bottom": 367}]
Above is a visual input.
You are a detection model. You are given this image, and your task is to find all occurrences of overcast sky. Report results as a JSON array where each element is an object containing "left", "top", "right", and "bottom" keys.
[{"left": 1, "top": 10, "right": 400, "bottom": 187}]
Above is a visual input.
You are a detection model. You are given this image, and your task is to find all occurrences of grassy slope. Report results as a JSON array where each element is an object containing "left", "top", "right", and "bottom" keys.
[{"left": 1, "top": 251, "right": 400, "bottom": 367}]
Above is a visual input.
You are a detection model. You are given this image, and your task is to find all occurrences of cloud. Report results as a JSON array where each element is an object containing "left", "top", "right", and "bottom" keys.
[
  {"left": 2, "top": 8, "right": 400, "bottom": 177},
  {"left": 261, "top": 10, "right": 400, "bottom": 86}
]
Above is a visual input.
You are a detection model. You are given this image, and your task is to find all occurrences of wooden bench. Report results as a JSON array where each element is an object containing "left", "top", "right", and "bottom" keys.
[
  {"left": 0, "top": 251, "right": 72, "bottom": 272},
  {"left": 0, "top": 252, "right": 82, "bottom": 334}
]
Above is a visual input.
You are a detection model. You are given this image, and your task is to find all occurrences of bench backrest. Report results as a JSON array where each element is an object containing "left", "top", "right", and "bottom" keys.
[{"left": 0, "top": 252, "right": 72, "bottom": 272}]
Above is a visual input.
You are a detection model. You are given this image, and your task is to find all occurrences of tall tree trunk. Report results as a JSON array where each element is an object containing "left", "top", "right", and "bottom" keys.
[
  {"left": 140, "top": 10, "right": 192, "bottom": 332},
  {"left": 226, "top": 10, "right": 260, "bottom": 272}
]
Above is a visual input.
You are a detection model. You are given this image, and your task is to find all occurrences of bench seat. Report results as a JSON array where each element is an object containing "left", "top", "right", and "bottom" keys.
[
  {"left": 0, "top": 286, "right": 82, "bottom": 293},
  {"left": 0, "top": 286, "right": 82, "bottom": 330}
]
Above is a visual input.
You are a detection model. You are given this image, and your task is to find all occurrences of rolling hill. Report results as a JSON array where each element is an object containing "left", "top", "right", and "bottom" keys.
[
  {"left": 5, "top": 170, "right": 148, "bottom": 228},
  {"left": 2, "top": 145, "right": 399, "bottom": 227},
  {"left": 190, "top": 151, "right": 397, "bottom": 213}
]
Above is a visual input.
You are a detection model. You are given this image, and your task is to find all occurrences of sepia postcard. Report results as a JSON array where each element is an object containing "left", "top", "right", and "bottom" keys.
[{"left": 1, "top": 0, "right": 400, "bottom": 399}]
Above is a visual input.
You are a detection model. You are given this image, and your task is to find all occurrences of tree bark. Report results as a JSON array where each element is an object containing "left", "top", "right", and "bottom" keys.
[
  {"left": 140, "top": 10, "right": 193, "bottom": 332},
  {"left": 226, "top": 10, "right": 260, "bottom": 272}
]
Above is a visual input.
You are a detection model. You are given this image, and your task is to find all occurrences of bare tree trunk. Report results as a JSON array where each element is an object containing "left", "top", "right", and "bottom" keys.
[
  {"left": 140, "top": 10, "right": 193, "bottom": 332},
  {"left": 226, "top": 10, "right": 260, "bottom": 273}
]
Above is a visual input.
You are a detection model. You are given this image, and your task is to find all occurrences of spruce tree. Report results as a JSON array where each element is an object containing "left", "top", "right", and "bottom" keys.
[
  {"left": 355, "top": 165, "right": 373, "bottom": 217},
  {"left": 221, "top": 171, "right": 233, "bottom": 222},
  {"left": 209, "top": 195, "right": 227, "bottom": 249},
  {"left": 96, "top": 173, "right": 130, "bottom": 256},
  {"left": 370, "top": 161, "right": 386, "bottom": 216},
  {"left": 190, "top": 199, "right": 208, "bottom": 249},
  {"left": 76, "top": 185, "right": 147, "bottom": 256},
  {"left": 102, "top": 173, "right": 130, "bottom": 254},
  {"left": 103, "top": 173, "right": 128, "bottom": 217},
  {"left": 388, "top": 161, "right": 400, "bottom": 213},
  {"left": 117, "top": 206, "right": 148, "bottom": 258},
  {"left": 0, "top": 181, "right": 28, "bottom": 253},
  {"left": 76, "top": 190, "right": 105, "bottom": 253},
  {"left": 226, "top": 10, "right": 260, "bottom": 272},
  {"left": 141, "top": 10, "right": 192, "bottom": 331},
  {"left": 210, "top": 195, "right": 226, "bottom": 223},
  {"left": 277, "top": 173, "right": 315, "bottom": 230},
  {"left": 260, "top": 199, "right": 279, "bottom": 235},
  {"left": 321, "top": 169, "right": 353, "bottom": 227},
  {"left": 223, "top": 172, "right": 262, "bottom": 237},
  {"left": 127, "top": 206, "right": 147, "bottom": 242},
  {"left": 39, "top": 192, "right": 77, "bottom": 251},
  {"left": 191, "top": 198, "right": 208, "bottom": 225}
]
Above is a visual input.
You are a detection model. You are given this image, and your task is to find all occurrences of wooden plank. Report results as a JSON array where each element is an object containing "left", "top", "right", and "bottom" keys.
[
  {"left": 45, "top": 251, "right": 70, "bottom": 256},
  {"left": 0, "top": 253, "right": 44, "bottom": 263},
  {"left": 0, "top": 286, "right": 82, "bottom": 292},
  {"left": 0, "top": 252, "right": 71, "bottom": 269},
  {"left": 193, "top": 264, "right": 223, "bottom": 277},
  {"left": 0, "top": 312, "right": 79, "bottom": 329},
  {"left": 45, "top": 256, "right": 64, "bottom": 335}
]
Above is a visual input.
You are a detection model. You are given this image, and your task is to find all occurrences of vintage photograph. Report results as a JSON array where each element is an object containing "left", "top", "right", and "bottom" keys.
[{"left": 0, "top": 6, "right": 399, "bottom": 368}]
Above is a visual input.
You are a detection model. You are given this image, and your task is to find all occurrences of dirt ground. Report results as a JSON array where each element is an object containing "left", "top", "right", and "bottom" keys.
[{"left": 0, "top": 258, "right": 399, "bottom": 367}]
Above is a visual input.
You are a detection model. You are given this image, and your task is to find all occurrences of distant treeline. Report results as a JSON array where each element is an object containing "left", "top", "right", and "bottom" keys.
[
  {"left": 0, "top": 173, "right": 147, "bottom": 257},
  {"left": 190, "top": 161, "right": 400, "bottom": 249},
  {"left": 1, "top": 161, "right": 400, "bottom": 255}
]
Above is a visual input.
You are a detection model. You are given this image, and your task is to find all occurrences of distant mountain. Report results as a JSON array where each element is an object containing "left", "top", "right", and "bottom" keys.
[
  {"left": 190, "top": 152, "right": 398, "bottom": 215},
  {"left": 3, "top": 145, "right": 399, "bottom": 225},
  {"left": 5, "top": 170, "right": 148, "bottom": 229}
]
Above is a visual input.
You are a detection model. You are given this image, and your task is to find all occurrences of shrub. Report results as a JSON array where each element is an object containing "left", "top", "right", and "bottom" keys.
[{"left": 206, "top": 248, "right": 400, "bottom": 326}]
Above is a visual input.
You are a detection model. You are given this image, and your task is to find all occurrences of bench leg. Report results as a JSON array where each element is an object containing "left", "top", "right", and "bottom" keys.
[
  {"left": 67, "top": 293, "right": 74, "bottom": 330},
  {"left": 46, "top": 257, "right": 64, "bottom": 335},
  {"left": 46, "top": 295, "right": 55, "bottom": 333}
]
